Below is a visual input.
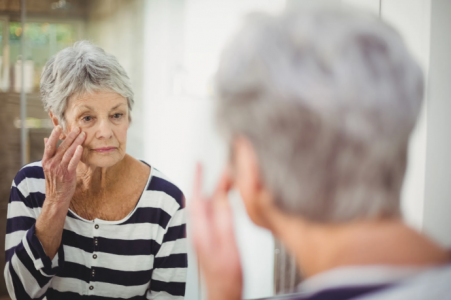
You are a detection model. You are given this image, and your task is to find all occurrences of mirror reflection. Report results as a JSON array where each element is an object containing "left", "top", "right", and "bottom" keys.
[{"left": 0, "top": 1, "right": 450, "bottom": 300}]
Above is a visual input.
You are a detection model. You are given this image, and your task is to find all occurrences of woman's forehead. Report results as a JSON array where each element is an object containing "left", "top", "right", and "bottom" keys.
[{"left": 68, "top": 90, "right": 127, "bottom": 111}]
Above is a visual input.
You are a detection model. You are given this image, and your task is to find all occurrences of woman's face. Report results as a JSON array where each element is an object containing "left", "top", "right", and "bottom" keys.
[{"left": 63, "top": 90, "right": 130, "bottom": 168}]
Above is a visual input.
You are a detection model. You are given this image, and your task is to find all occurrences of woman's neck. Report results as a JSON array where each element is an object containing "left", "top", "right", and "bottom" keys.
[
  {"left": 75, "top": 155, "right": 130, "bottom": 194},
  {"left": 271, "top": 214, "right": 449, "bottom": 278}
]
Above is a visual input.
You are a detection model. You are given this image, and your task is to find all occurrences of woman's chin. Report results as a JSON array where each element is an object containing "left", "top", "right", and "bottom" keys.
[{"left": 84, "top": 152, "right": 124, "bottom": 168}]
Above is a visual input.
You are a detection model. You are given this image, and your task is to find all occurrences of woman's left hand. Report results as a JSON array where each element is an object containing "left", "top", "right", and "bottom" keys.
[{"left": 189, "top": 164, "right": 243, "bottom": 300}]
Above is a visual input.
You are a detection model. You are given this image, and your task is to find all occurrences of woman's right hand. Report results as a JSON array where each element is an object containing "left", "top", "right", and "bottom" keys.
[
  {"left": 35, "top": 125, "right": 85, "bottom": 259},
  {"left": 190, "top": 164, "right": 243, "bottom": 300},
  {"left": 42, "top": 125, "right": 85, "bottom": 207}
]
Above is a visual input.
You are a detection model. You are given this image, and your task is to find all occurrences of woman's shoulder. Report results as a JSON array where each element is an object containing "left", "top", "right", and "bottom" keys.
[
  {"left": 13, "top": 161, "right": 45, "bottom": 187},
  {"left": 11, "top": 161, "right": 45, "bottom": 207},
  {"left": 139, "top": 160, "right": 185, "bottom": 210}
]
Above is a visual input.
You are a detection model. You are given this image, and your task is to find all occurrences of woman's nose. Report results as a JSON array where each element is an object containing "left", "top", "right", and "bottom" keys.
[{"left": 95, "top": 119, "right": 114, "bottom": 140}]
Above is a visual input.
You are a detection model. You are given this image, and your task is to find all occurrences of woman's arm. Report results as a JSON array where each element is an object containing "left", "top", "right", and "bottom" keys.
[
  {"left": 4, "top": 126, "right": 85, "bottom": 299},
  {"left": 5, "top": 170, "right": 64, "bottom": 300}
]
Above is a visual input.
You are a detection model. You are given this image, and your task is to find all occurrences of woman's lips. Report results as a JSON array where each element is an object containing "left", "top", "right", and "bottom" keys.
[{"left": 92, "top": 147, "right": 117, "bottom": 153}]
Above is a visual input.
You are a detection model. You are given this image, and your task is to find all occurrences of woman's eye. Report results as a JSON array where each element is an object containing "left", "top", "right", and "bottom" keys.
[
  {"left": 82, "top": 116, "right": 92, "bottom": 122},
  {"left": 112, "top": 113, "right": 123, "bottom": 119}
]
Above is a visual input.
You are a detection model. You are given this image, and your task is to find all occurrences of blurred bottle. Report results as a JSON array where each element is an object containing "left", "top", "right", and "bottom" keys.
[{"left": 14, "top": 58, "right": 34, "bottom": 93}]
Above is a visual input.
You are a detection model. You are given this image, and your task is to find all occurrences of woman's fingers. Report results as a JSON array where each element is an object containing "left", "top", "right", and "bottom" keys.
[
  {"left": 42, "top": 126, "right": 62, "bottom": 161},
  {"left": 214, "top": 197, "right": 235, "bottom": 248},
  {"left": 192, "top": 163, "right": 203, "bottom": 200},
  {"left": 190, "top": 166, "right": 243, "bottom": 300},
  {"left": 56, "top": 127, "right": 81, "bottom": 158},
  {"left": 190, "top": 164, "right": 236, "bottom": 260},
  {"left": 190, "top": 201, "right": 210, "bottom": 254},
  {"left": 67, "top": 145, "right": 83, "bottom": 173},
  {"left": 61, "top": 132, "right": 85, "bottom": 169},
  {"left": 209, "top": 168, "right": 235, "bottom": 248},
  {"left": 213, "top": 167, "right": 233, "bottom": 201},
  {"left": 190, "top": 164, "right": 215, "bottom": 253}
]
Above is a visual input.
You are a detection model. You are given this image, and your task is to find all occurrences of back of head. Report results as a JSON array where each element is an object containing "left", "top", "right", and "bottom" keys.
[{"left": 215, "top": 6, "right": 424, "bottom": 222}]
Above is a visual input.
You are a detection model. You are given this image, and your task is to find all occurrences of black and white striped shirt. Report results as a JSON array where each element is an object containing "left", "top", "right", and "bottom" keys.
[{"left": 5, "top": 161, "right": 187, "bottom": 300}]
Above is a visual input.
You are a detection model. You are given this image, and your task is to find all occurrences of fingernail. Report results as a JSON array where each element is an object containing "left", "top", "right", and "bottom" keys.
[
  {"left": 73, "top": 126, "right": 80, "bottom": 133},
  {"left": 56, "top": 125, "right": 62, "bottom": 131}
]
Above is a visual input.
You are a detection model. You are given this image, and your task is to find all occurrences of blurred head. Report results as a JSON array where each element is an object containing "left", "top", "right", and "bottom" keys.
[
  {"left": 41, "top": 41, "right": 134, "bottom": 168},
  {"left": 215, "top": 7, "right": 424, "bottom": 224}
]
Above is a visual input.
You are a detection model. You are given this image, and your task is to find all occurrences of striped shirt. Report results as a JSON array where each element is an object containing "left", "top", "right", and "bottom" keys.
[{"left": 5, "top": 161, "right": 187, "bottom": 300}]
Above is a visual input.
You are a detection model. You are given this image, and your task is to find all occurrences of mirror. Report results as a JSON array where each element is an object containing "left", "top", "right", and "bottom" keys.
[{"left": 1, "top": 1, "right": 450, "bottom": 300}]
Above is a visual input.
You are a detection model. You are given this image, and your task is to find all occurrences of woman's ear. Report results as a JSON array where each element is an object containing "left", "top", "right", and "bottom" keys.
[
  {"left": 233, "top": 136, "right": 262, "bottom": 191},
  {"left": 232, "top": 136, "right": 269, "bottom": 226},
  {"left": 233, "top": 136, "right": 275, "bottom": 229},
  {"left": 49, "top": 111, "right": 66, "bottom": 140}
]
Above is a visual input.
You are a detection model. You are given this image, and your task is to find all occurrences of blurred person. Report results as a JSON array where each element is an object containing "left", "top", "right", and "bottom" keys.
[
  {"left": 190, "top": 6, "right": 451, "bottom": 300},
  {"left": 5, "top": 41, "right": 187, "bottom": 299}
]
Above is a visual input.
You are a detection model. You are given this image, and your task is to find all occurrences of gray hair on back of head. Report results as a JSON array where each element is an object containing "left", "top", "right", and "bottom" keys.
[
  {"left": 215, "top": 6, "right": 424, "bottom": 223},
  {"left": 40, "top": 40, "right": 134, "bottom": 126}
]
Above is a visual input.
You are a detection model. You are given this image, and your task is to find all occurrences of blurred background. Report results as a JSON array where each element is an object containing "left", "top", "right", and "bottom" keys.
[{"left": 0, "top": 0, "right": 450, "bottom": 299}]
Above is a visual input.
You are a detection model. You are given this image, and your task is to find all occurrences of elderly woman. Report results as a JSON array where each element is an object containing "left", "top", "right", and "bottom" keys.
[
  {"left": 191, "top": 6, "right": 451, "bottom": 300},
  {"left": 5, "top": 41, "right": 187, "bottom": 299}
]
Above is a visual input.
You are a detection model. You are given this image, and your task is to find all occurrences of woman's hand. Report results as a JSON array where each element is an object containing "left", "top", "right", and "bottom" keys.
[
  {"left": 189, "top": 164, "right": 243, "bottom": 300},
  {"left": 35, "top": 125, "right": 85, "bottom": 259},
  {"left": 42, "top": 125, "right": 85, "bottom": 206}
]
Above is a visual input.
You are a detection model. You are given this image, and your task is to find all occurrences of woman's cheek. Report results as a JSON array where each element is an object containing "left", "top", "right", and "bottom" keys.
[
  {"left": 81, "top": 130, "right": 88, "bottom": 141},
  {"left": 80, "top": 131, "right": 90, "bottom": 155},
  {"left": 117, "top": 127, "right": 128, "bottom": 145}
]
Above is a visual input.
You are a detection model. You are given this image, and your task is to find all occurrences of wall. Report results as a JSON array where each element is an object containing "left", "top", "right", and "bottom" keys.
[
  {"left": 423, "top": 0, "right": 451, "bottom": 247},
  {"left": 86, "top": 0, "right": 145, "bottom": 159}
]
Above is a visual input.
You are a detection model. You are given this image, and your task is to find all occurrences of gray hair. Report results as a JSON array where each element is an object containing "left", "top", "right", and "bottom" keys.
[
  {"left": 215, "top": 7, "right": 424, "bottom": 222},
  {"left": 40, "top": 40, "right": 134, "bottom": 126}
]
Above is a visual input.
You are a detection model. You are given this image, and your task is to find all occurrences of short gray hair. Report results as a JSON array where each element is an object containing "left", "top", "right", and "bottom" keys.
[
  {"left": 40, "top": 40, "right": 134, "bottom": 126},
  {"left": 215, "top": 7, "right": 424, "bottom": 222}
]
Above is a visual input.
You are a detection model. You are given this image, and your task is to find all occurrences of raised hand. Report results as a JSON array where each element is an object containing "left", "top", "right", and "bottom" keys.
[
  {"left": 42, "top": 125, "right": 85, "bottom": 206},
  {"left": 35, "top": 125, "right": 85, "bottom": 259},
  {"left": 189, "top": 164, "right": 243, "bottom": 300}
]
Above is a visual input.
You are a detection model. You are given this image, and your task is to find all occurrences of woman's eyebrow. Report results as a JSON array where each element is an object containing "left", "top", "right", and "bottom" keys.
[
  {"left": 110, "top": 103, "right": 126, "bottom": 110},
  {"left": 77, "top": 105, "right": 93, "bottom": 111}
]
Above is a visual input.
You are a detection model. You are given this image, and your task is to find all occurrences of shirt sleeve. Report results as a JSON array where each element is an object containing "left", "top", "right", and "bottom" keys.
[
  {"left": 147, "top": 197, "right": 188, "bottom": 300},
  {"left": 5, "top": 173, "right": 65, "bottom": 300}
]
